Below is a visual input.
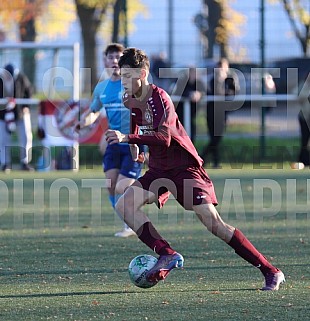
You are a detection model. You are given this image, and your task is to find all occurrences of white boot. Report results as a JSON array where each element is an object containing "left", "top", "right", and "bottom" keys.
[{"left": 114, "top": 224, "right": 136, "bottom": 237}]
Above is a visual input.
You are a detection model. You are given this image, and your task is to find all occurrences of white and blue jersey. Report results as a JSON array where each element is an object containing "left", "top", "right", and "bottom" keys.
[
  {"left": 90, "top": 78, "right": 143, "bottom": 178},
  {"left": 90, "top": 79, "right": 130, "bottom": 134}
]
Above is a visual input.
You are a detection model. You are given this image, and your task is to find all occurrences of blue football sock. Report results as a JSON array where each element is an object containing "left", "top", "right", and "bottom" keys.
[{"left": 109, "top": 195, "right": 116, "bottom": 208}]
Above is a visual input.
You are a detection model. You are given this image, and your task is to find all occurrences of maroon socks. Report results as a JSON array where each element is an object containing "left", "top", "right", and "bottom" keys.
[
  {"left": 228, "top": 229, "right": 278, "bottom": 274},
  {"left": 136, "top": 222, "right": 175, "bottom": 255},
  {"left": 136, "top": 223, "right": 278, "bottom": 274}
]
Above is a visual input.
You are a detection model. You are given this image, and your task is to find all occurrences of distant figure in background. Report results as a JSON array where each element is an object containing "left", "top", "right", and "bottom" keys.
[
  {"left": 171, "top": 67, "right": 206, "bottom": 143},
  {"left": 0, "top": 63, "right": 34, "bottom": 172},
  {"left": 201, "top": 58, "right": 239, "bottom": 168},
  {"left": 150, "top": 52, "right": 170, "bottom": 92},
  {"left": 291, "top": 75, "right": 310, "bottom": 170}
]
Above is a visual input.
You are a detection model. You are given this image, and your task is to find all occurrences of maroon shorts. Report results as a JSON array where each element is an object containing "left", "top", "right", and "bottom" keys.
[{"left": 132, "top": 165, "right": 218, "bottom": 210}]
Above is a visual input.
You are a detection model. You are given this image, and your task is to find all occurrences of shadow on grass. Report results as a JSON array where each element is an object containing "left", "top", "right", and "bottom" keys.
[
  {"left": 1, "top": 262, "right": 304, "bottom": 277},
  {"left": 0, "top": 268, "right": 127, "bottom": 277},
  {"left": 0, "top": 290, "right": 128, "bottom": 299},
  {"left": 0, "top": 264, "right": 251, "bottom": 278},
  {"left": 0, "top": 287, "right": 257, "bottom": 300}
]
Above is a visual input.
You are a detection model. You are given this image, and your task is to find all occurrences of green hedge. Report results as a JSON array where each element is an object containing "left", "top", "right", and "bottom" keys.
[
  {"left": 196, "top": 136, "right": 300, "bottom": 165},
  {"left": 8, "top": 137, "right": 301, "bottom": 168}
]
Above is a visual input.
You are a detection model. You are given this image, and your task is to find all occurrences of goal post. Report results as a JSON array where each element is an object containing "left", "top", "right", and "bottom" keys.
[
  {"left": 0, "top": 41, "right": 80, "bottom": 171},
  {"left": 0, "top": 42, "right": 80, "bottom": 99}
]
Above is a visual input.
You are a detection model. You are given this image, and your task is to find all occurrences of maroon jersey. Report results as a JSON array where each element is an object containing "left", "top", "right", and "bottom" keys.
[{"left": 123, "top": 84, "right": 203, "bottom": 170}]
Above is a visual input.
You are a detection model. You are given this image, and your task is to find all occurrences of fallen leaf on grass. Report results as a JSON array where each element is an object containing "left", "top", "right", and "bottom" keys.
[
  {"left": 58, "top": 276, "right": 73, "bottom": 281},
  {"left": 92, "top": 300, "right": 100, "bottom": 305},
  {"left": 210, "top": 291, "right": 222, "bottom": 294}
]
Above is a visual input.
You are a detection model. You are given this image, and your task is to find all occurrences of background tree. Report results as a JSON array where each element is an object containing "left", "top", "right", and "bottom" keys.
[
  {"left": 112, "top": 0, "right": 124, "bottom": 43},
  {"left": 1, "top": 0, "right": 146, "bottom": 92},
  {"left": 0, "top": 0, "right": 41, "bottom": 85},
  {"left": 197, "top": 0, "right": 245, "bottom": 59},
  {"left": 275, "top": 0, "right": 310, "bottom": 56},
  {"left": 0, "top": 0, "right": 74, "bottom": 88},
  {"left": 202, "top": 0, "right": 221, "bottom": 58},
  {"left": 18, "top": 0, "right": 40, "bottom": 86},
  {"left": 74, "top": 0, "right": 112, "bottom": 91},
  {"left": 75, "top": 0, "right": 147, "bottom": 91}
]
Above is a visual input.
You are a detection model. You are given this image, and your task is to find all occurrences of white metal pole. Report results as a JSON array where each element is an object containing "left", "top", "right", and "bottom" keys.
[
  {"left": 73, "top": 42, "right": 80, "bottom": 101},
  {"left": 72, "top": 42, "right": 80, "bottom": 171}
]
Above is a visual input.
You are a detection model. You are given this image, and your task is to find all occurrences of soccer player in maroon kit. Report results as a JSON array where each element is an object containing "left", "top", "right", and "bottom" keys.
[{"left": 106, "top": 48, "right": 285, "bottom": 291}]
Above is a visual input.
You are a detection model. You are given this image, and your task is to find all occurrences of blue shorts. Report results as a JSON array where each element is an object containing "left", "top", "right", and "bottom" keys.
[{"left": 103, "top": 144, "right": 144, "bottom": 179}]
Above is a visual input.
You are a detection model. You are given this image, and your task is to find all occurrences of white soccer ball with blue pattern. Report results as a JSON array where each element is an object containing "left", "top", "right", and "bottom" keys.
[{"left": 128, "top": 254, "right": 158, "bottom": 288}]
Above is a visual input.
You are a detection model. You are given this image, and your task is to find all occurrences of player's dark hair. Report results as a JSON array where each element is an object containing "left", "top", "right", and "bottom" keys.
[
  {"left": 118, "top": 48, "right": 150, "bottom": 70},
  {"left": 104, "top": 43, "right": 124, "bottom": 56}
]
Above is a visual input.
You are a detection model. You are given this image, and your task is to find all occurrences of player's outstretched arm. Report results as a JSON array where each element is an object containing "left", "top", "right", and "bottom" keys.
[
  {"left": 74, "top": 109, "right": 92, "bottom": 132},
  {"left": 106, "top": 129, "right": 128, "bottom": 144}
]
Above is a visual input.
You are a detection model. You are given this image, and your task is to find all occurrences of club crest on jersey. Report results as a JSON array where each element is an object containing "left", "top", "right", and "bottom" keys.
[
  {"left": 145, "top": 103, "right": 153, "bottom": 123},
  {"left": 145, "top": 110, "right": 153, "bottom": 123}
]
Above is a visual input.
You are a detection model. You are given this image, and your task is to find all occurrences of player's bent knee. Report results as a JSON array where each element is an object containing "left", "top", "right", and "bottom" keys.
[
  {"left": 115, "top": 177, "right": 135, "bottom": 195},
  {"left": 117, "top": 186, "right": 143, "bottom": 212}
]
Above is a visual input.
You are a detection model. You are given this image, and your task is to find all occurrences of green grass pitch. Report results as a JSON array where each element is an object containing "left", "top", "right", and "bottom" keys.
[{"left": 0, "top": 166, "right": 309, "bottom": 320}]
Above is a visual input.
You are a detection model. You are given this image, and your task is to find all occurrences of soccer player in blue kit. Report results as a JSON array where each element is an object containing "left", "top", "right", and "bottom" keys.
[{"left": 80, "top": 43, "right": 144, "bottom": 237}]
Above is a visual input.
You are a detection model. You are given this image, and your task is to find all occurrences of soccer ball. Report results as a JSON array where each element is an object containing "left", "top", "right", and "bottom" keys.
[{"left": 128, "top": 254, "right": 158, "bottom": 288}]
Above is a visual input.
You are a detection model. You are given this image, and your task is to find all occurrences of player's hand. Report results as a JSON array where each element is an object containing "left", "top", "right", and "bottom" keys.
[
  {"left": 99, "top": 130, "right": 108, "bottom": 155},
  {"left": 74, "top": 109, "right": 91, "bottom": 132},
  {"left": 106, "top": 129, "right": 128, "bottom": 144},
  {"left": 190, "top": 91, "right": 202, "bottom": 102},
  {"left": 137, "top": 152, "right": 147, "bottom": 163}
]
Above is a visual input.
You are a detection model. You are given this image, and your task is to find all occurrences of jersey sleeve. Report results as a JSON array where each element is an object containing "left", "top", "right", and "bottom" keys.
[
  {"left": 128, "top": 90, "right": 173, "bottom": 146},
  {"left": 128, "top": 127, "right": 170, "bottom": 146},
  {"left": 89, "top": 84, "right": 102, "bottom": 113}
]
